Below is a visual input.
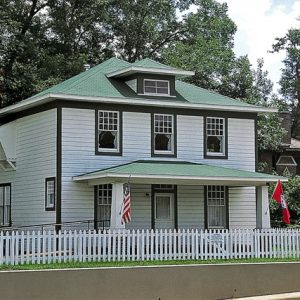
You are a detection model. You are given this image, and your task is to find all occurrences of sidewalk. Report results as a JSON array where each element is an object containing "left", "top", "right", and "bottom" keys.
[{"left": 231, "top": 291, "right": 300, "bottom": 300}]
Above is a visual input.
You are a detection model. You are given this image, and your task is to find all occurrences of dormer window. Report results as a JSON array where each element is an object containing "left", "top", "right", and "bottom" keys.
[{"left": 144, "top": 79, "right": 170, "bottom": 96}]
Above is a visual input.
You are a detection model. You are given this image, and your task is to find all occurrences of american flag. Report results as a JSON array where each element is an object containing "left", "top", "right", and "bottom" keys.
[{"left": 121, "top": 183, "right": 131, "bottom": 224}]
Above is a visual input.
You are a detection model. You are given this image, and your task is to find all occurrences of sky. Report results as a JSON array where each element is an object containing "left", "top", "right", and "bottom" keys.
[{"left": 216, "top": 0, "right": 300, "bottom": 94}]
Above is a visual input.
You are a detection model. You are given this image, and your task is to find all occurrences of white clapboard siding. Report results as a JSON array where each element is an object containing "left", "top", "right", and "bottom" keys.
[
  {"left": 177, "top": 185, "right": 204, "bottom": 229},
  {"left": 177, "top": 115, "right": 203, "bottom": 161},
  {"left": 125, "top": 185, "right": 152, "bottom": 230},
  {"left": 61, "top": 110, "right": 152, "bottom": 223},
  {"left": 229, "top": 187, "right": 256, "bottom": 229},
  {"left": 61, "top": 108, "right": 257, "bottom": 228},
  {"left": 0, "top": 110, "right": 57, "bottom": 227},
  {"left": 1, "top": 229, "right": 300, "bottom": 265}
]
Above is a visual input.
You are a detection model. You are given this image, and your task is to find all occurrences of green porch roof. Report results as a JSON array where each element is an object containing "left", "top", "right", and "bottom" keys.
[{"left": 73, "top": 160, "right": 286, "bottom": 186}]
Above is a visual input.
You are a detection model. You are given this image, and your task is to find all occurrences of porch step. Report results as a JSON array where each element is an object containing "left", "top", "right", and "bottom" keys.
[{"left": 230, "top": 291, "right": 300, "bottom": 300}]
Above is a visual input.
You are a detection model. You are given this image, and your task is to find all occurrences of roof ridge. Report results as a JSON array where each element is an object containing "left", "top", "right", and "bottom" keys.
[
  {"left": 132, "top": 58, "right": 177, "bottom": 69},
  {"left": 62, "top": 57, "right": 129, "bottom": 94}
]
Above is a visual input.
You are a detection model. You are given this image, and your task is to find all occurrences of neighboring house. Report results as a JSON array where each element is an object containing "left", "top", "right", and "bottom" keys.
[
  {"left": 0, "top": 58, "right": 285, "bottom": 231},
  {"left": 259, "top": 112, "right": 300, "bottom": 176}
]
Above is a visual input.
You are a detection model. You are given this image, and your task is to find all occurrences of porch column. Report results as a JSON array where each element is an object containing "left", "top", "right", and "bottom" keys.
[
  {"left": 256, "top": 186, "right": 271, "bottom": 229},
  {"left": 110, "top": 183, "right": 125, "bottom": 230}
]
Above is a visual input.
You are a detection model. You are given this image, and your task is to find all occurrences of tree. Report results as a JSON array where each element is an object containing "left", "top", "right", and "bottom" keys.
[
  {"left": 0, "top": 0, "right": 194, "bottom": 106},
  {"left": 0, "top": 0, "right": 49, "bottom": 105},
  {"left": 272, "top": 28, "right": 300, "bottom": 139},
  {"left": 163, "top": 0, "right": 237, "bottom": 94}
]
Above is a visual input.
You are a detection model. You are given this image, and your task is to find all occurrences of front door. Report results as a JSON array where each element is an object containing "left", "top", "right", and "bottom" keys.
[{"left": 154, "top": 193, "right": 174, "bottom": 229}]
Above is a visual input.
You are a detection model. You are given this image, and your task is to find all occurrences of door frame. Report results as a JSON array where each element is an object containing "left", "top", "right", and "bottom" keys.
[{"left": 151, "top": 185, "right": 177, "bottom": 230}]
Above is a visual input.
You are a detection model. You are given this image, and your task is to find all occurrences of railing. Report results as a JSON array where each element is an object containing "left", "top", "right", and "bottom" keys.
[
  {"left": 0, "top": 228, "right": 300, "bottom": 265},
  {"left": 0, "top": 220, "right": 110, "bottom": 232}
]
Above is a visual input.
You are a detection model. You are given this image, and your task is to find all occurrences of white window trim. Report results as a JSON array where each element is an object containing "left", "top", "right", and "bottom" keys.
[
  {"left": 45, "top": 178, "right": 55, "bottom": 210},
  {"left": 143, "top": 79, "right": 170, "bottom": 96},
  {"left": 206, "top": 117, "right": 226, "bottom": 156},
  {"left": 98, "top": 110, "right": 120, "bottom": 153},
  {"left": 153, "top": 113, "right": 174, "bottom": 155},
  {"left": 206, "top": 186, "right": 227, "bottom": 229},
  {"left": 96, "top": 184, "right": 112, "bottom": 229},
  {"left": 276, "top": 155, "right": 297, "bottom": 166}
]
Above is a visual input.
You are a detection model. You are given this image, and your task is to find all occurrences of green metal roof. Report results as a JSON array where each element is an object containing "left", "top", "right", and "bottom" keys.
[
  {"left": 73, "top": 160, "right": 286, "bottom": 185},
  {"left": 26, "top": 57, "right": 260, "bottom": 110}
]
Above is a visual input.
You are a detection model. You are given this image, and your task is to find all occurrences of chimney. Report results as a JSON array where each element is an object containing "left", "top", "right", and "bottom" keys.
[
  {"left": 280, "top": 111, "right": 292, "bottom": 145},
  {"left": 84, "top": 64, "right": 91, "bottom": 71}
]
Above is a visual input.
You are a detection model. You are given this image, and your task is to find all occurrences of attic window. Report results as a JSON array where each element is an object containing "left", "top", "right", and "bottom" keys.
[{"left": 144, "top": 79, "right": 170, "bottom": 96}]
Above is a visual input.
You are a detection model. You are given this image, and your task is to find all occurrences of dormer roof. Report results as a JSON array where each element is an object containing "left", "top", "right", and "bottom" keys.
[
  {"left": 106, "top": 58, "right": 194, "bottom": 78},
  {"left": 0, "top": 57, "right": 277, "bottom": 117}
]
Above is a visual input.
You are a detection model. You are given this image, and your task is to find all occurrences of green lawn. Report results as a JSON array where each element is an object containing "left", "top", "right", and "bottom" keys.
[{"left": 1, "top": 257, "right": 300, "bottom": 271}]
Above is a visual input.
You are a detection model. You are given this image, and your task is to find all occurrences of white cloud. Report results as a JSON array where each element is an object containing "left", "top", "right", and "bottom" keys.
[{"left": 217, "top": 0, "right": 300, "bottom": 93}]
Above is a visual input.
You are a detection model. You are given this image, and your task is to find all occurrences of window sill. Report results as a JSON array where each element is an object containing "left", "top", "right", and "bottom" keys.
[
  {"left": 152, "top": 152, "right": 176, "bottom": 158},
  {"left": 95, "top": 150, "right": 122, "bottom": 156},
  {"left": 138, "top": 93, "right": 176, "bottom": 98},
  {"left": 204, "top": 153, "right": 228, "bottom": 160},
  {"left": 45, "top": 207, "right": 55, "bottom": 212}
]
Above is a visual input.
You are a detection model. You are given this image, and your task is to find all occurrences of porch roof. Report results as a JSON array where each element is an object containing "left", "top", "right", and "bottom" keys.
[{"left": 73, "top": 160, "right": 287, "bottom": 186}]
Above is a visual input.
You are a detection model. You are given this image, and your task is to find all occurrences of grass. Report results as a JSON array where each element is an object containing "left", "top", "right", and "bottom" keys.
[{"left": 1, "top": 257, "right": 300, "bottom": 271}]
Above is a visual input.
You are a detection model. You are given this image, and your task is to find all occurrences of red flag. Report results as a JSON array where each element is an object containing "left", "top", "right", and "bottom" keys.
[
  {"left": 272, "top": 180, "right": 290, "bottom": 224},
  {"left": 121, "top": 183, "right": 131, "bottom": 224}
]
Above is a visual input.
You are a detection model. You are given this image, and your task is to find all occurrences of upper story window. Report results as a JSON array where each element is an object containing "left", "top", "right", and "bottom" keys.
[
  {"left": 97, "top": 110, "right": 121, "bottom": 154},
  {"left": 45, "top": 178, "right": 55, "bottom": 211},
  {"left": 0, "top": 184, "right": 11, "bottom": 226},
  {"left": 153, "top": 114, "right": 175, "bottom": 156},
  {"left": 205, "top": 117, "right": 226, "bottom": 158},
  {"left": 144, "top": 79, "right": 170, "bottom": 96}
]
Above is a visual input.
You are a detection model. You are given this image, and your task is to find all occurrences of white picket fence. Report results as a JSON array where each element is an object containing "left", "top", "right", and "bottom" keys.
[{"left": 0, "top": 228, "right": 300, "bottom": 265}]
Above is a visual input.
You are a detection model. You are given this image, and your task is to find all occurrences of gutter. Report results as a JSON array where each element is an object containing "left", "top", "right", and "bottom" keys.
[{"left": 0, "top": 93, "right": 278, "bottom": 117}]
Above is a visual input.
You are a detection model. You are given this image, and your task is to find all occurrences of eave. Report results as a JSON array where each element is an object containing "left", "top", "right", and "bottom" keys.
[
  {"left": 106, "top": 66, "right": 195, "bottom": 79},
  {"left": 0, "top": 93, "right": 277, "bottom": 118}
]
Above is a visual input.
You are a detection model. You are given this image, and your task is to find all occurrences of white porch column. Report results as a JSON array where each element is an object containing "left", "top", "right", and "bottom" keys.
[
  {"left": 256, "top": 186, "right": 271, "bottom": 229},
  {"left": 110, "top": 183, "right": 125, "bottom": 230}
]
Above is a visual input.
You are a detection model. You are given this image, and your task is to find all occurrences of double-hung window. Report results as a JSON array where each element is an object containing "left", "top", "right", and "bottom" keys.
[
  {"left": 0, "top": 184, "right": 11, "bottom": 226},
  {"left": 45, "top": 178, "right": 55, "bottom": 211},
  {"left": 153, "top": 114, "right": 175, "bottom": 156},
  {"left": 205, "top": 117, "right": 226, "bottom": 157},
  {"left": 96, "top": 184, "right": 112, "bottom": 229},
  {"left": 206, "top": 186, "right": 227, "bottom": 229},
  {"left": 144, "top": 79, "right": 170, "bottom": 96},
  {"left": 97, "top": 110, "right": 120, "bottom": 154}
]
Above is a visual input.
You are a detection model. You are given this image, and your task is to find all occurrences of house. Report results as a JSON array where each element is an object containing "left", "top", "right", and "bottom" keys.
[
  {"left": 0, "top": 58, "right": 286, "bottom": 231},
  {"left": 259, "top": 111, "right": 300, "bottom": 176}
]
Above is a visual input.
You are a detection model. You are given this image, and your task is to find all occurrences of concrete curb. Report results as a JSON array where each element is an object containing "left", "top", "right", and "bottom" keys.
[{"left": 231, "top": 292, "right": 300, "bottom": 300}]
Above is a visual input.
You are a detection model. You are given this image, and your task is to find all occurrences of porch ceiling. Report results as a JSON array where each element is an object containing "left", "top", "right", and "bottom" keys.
[{"left": 72, "top": 160, "right": 287, "bottom": 186}]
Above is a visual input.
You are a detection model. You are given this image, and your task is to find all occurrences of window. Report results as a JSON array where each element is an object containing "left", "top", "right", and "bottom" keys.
[
  {"left": 206, "top": 186, "right": 227, "bottom": 229},
  {"left": 97, "top": 111, "right": 120, "bottom": 153},
  {"left": 96, "top": 184, "right": 112, "bottom": 229},
  {"left": 205, "top": 117, "right": 226, "bottom": 157},
  {"left": 0, "top": 184, "right": 11, "bottom": 226},
  {"left": 153, "top": 114, "right": 175, "bottom": 155},
  {"left": 144, "top": 79, "right": 170, "bottom": 95},
  {"left": 45, "top": 178, "right": 55, "bottom": 211}
]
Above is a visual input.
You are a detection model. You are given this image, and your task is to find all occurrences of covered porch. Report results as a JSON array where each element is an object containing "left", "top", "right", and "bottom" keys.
[{"left": 73, "top": 161, "right": 287, "bottom": 231}]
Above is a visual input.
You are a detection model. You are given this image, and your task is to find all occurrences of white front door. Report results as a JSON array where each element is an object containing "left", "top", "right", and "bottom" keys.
[{"left": 154, "top": 193, "right": 174, "bottom": 229}]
